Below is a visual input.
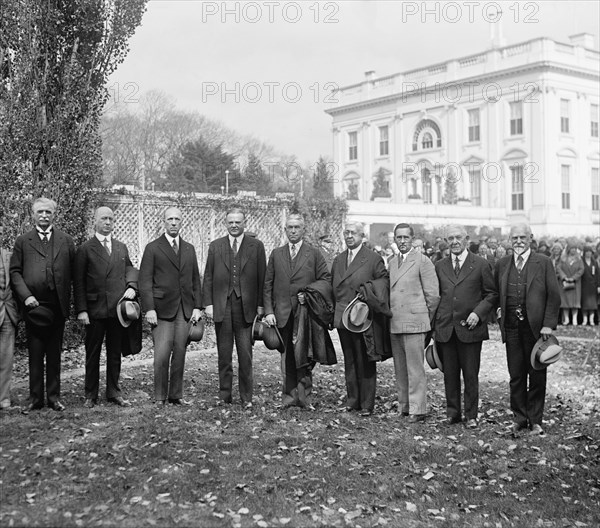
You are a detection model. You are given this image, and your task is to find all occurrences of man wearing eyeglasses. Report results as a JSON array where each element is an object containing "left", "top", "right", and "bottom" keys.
[
  {"left": 434, "top": 225, "right": 497, "bottom": 429},
  {"left": 495, "top": 223, "right": 560, "bottom": 436}
]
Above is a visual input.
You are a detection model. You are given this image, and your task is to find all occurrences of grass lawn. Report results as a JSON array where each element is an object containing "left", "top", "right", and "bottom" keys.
[{"left": 1, "top": 324, "right": 598, "bottom": 527}]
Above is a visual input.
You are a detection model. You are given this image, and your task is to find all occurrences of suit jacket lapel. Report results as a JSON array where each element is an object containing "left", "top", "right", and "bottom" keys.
[
  {"left": 525, "top": 253, "right": 539, "bottom": 292},
  {"left": 455, "top": 253, "right": 475, "bottom": 285},
  {"left": 2, "top": 249, "right": 10, "bottom": 286},
  {"left": 91, "top": 237, "right": 110, "bottom": 265},
  {"left": 158, "top": 235, "right": 179, "bottom": 268},
  {"left": 239, "top": 236, "right": 250, "bottom": 272},
  {"left": 219, "top": 237, "right": 230, "bottom": 271},
  {"left": 441, "top": 256, "right": 457, "bottom": 285},
  {"left": 52, "top": 230, "right": 65, "bottom": 259},
  {"left": 279, "top": 245, "right": 292, "bottom": 278},
  {"left": 27, "top": 230, "right": 46, "bottom": 258}
]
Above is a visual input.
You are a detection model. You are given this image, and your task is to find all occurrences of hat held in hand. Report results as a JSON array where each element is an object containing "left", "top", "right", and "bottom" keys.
[
  {"left": 425, "top": 339, "right": 443, "bottom": 372},
  {"left": 342, "top": 295, "right": 372, "bottom": 333},
  {"left": 116, "top": 294, "right": 141, "bottom": 328},
  {"left": 26, "top": 303, "right": 55, "bottom": 328},
  {"left": 252, "top": 315, "right": 285, "bottom": 353},
  {"left": 530, "top": 335, "right": 562, "bottom": 370},
  {"left": 187, "top": 319, "right": 205, "bottom": 344}
]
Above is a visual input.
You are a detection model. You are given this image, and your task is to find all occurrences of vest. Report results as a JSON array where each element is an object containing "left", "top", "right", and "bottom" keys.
[
  {"left": 505, "top": 259, "right": 527, "bottom": 327},
  {"left": 228, "top": 243, "right": 241, "bottom": 298}
]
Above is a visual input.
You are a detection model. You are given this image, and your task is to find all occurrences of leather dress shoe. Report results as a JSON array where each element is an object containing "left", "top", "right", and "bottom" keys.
[
  {"left": 510, "top": 422, "right": 527, "bottom": 436},
  {"left": 168, "top": 398, "right": 190, "bottom": 405},
  {"left": 465, "top": 418, "right": 478, "bottom": 429},
  {"left": 22, "top": 402, "right": 43, "bottom": 414},
  {"left": 359, "top": 409, "right": 373, "bottom": 417},
  {"left": 83, "top": 398, "right": 96, "bottom": 408},
  {"left": 242, "top": 401, "right": 253, "bottom": 410},
  {"left": 108, "top": 396, "right": 131, "bottom": 407},
  {"left": 407, "top": 414, "right": 425, "bottom": 423},
  {"left": 49, "top": 401, "right": 65, "bottom": 412},
  {"left": 345, "top": 406, "right": 355, "bottom": 412},
  {"left": 530, "top": 424, "right": 545, "bottom": 436},
  {"left": 155, "top": 400, "right": 166, "bottom": 407},
  {"left": 444, "top": 416, "right": 462, "bottom": 425}
]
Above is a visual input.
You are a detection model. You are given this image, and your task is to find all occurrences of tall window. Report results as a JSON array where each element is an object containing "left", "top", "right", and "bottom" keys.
[
  {"left": 561, "top": 164, "right": 570, "bottom": 209},
  {"left": 435, "top": 175, "right": 443, "bottom": 204},
  {"left": 348, "top": 131, "right": 357, "bottom": 161},
  {"left": 422, "top": 132, "right": 433, "bottom": 149},
  {"left": 468, "top": 109, "right": 480, "bottom": 142},
  {"left": 510, "top": 102, "right": 523, "bottom": 135},
  {"left": 592, "top": 167, "right": 600, "bottom": 211},
  {"left": 511, "top": 164, "right": 524, "bottom": 210},
  {"left": 379, "top": 126, "right": 389, "bottom": 156},
  {"left": 591, "top": 104, "right": 599, "bottom": 138},
  {"left": 469, "top": 168, "right": 482, "bottom": 206},
  {"left": 422, "top": 168, "right": 432, "bottom": 203},
  {"left": 560, "top": 99, "right": 570, "bottom": 134}
]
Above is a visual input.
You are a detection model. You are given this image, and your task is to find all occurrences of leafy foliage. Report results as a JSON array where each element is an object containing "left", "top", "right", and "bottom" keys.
[{"left": 0, "top": 0, "right": 147, "bottom": 246}]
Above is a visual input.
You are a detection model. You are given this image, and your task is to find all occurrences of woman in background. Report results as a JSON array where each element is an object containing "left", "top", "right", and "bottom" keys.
[
  {"left": 557, "top": 245, "right": 584, "bottom": 325},
  {"left": 581, "top": 247, "right": 599, "bottom": 325}
]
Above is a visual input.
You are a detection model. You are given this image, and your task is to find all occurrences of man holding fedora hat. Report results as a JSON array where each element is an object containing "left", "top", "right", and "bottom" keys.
[
  {"left": 74, "top": 206, "right": 138, "bottom": 408},
  {"left": 388, "top": 223, "right": 439, "bottom": 423},
  {"left": 139, "top": 206, "right": 202, "bottom": 407},
  {"left": 264, "top": 214, "right": 330, "bottom": 409},
  {"left": 331, "top": 221, "right": 388, "bottom": 417},
  {"left": 202, "top": 208, "right": 266, "bottom": 409},
  {"left": 434, "top": 225, "right": 497, "bottom": 428},
  {"left": 495, "top": 223, "right": 560, "bottom": 436},
  {"left": 10, "top": 197, "right": 75, "bottom": 412}
]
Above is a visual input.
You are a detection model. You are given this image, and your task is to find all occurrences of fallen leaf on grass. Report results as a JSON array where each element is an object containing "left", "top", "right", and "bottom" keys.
[{"left": 406, "top": 502, "right": 417, "bottom": 512}]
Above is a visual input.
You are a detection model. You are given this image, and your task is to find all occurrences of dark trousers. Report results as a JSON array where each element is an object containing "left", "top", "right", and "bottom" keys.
[
  {"left": 215, "top": 294, "right": 253, "bottom": 403},
  {"left": 26, "top": 314, "right": 65, "bottom": 407},
  {"left": 338, "top": 328, "right": 376, "bottom": 412},
  {"left": 280, "top": 313, "right": 313, "bottom": 407},
  {"left": 436, "top": 332, "right": 482, "bottom": 420},
  {"left": 84, "top": 317, "right": 124, "bottom": 401},
  {"left": 505, "top": 321, "right": 546, "bottom": 427},
  {"left": 152, "top": 304, "right": 188, "bottom": 401}
]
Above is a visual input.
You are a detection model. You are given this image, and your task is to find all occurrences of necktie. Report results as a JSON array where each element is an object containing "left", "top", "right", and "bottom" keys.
[
  {"left": 232, "top": 237, "right": 238, "bottom": 255},
  {"left": 103, "top": 238, "right": 111, "bottom": 256},
  {"left": 397, "top": 254, "right": 404, "bottom": 269},
  {"left": 40, "top": 231, "right": 49, "bottom": 245},
  {"left": 454, "top": 257, "right": 461, "bottom": 277},
  {"left": 347, "top": 250, "right": 353, "bottom": 269},
  {"left": 517, "top": 255, "right": 524, "bottom": 272},
  {"left": 172, "top": 239, "right": 178, "bottom": 255},
  {"left": 290, "top": 243, "right": 297, "bottom": 260}
]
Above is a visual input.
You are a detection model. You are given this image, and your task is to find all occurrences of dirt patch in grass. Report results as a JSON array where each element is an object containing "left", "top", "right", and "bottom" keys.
[{"left": 1, "top": 326, "right": 599, "bottom": 527}]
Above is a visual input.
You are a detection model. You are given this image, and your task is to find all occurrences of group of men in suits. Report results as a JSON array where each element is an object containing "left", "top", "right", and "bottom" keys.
[{"left": 2, "top": 199, "right": 561, "bottom": 436}]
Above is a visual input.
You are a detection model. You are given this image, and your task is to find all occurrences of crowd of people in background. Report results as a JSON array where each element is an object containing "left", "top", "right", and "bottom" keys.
[{"left": 367, "top": 231, "right": 600, "bottom": 326}]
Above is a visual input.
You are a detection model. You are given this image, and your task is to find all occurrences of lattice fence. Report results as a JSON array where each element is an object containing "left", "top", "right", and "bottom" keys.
[{"left": 95, "top": 191, "right": 346, "bottom": 271}]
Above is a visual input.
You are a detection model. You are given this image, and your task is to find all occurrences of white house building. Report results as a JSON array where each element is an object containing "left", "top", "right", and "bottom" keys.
[{"left": 325, "top": 34, "right": 600, "bottom": 240}]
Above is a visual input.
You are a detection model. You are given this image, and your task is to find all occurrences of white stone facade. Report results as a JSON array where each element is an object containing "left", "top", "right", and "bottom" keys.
[{"left": 326, "top": 35, "right": 600, "bottom": 238}]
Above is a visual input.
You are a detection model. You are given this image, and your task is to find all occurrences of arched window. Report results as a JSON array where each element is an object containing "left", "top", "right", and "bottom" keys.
[{"left": 412, "top": 119, "right": 442, "bottom": 151}]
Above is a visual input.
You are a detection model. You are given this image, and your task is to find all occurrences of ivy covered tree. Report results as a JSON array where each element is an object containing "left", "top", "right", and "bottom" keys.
[
  {"left": 240, "top": 152, "right": 272, "bottom": 195},
  {"left": 0, "top": 0, "right": 147, "bottom": 246},
  {"left": 443, "top": 174, "right": 458, "bottom": 205}
]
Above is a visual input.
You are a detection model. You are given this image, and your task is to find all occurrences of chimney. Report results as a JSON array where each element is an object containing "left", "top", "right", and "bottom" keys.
[
  {"left": 568, "top": 33, "right": 595, "bottom": 49},
  {"left": 364, "top": 70, "right": 376, "bottom": 81}
]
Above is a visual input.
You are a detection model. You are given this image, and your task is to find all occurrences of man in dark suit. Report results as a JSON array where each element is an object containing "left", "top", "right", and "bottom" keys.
[
  {"left": 495, "top": 223, "right": 560, "bottom": 436},
  {"left": 139, "top": 207, "right": 202, "bottom": 407},
  {"left": 10, "top": 197, "right": 75, "bottom": 412},
  {"left": 434, "top": 225, "right": 497, "bottom": 428},
  {"left": 202, "top": 208, "right": 266, "bottom": 408},
  {"left": 1, "top": 229, "right": 19, "bottom": 410},
  {"left": 74, "top": 206, "right": 137, "bottom": 408},
  {"left": 332, "top": 221, "right": 388, "bottom": 416},
  {"left": 264, "top": 214, "right": 330, "bottom": 409}
]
